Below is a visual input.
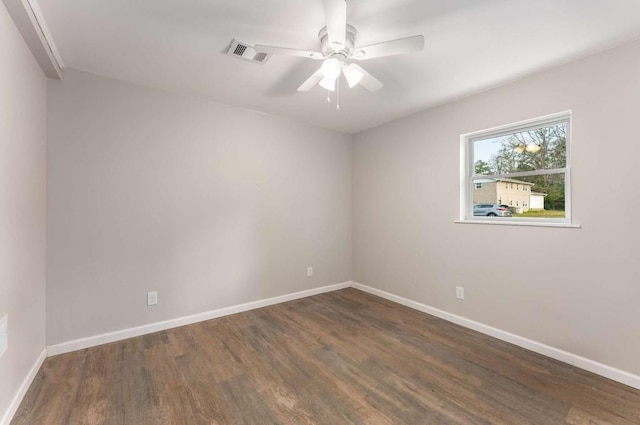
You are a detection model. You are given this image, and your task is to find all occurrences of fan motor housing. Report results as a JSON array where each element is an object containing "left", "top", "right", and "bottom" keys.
[{"left": 319, "top": 24, "right": 357, "bottom": 58}]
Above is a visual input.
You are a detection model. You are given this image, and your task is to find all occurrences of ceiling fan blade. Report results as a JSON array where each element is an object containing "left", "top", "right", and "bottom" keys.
[
  {"left": 353, "top": 35, "right": 424, "bottom": 60},
  {"left": 348, "top": 64, "right": 383, "bottom": 92},
  {"left": 255, "top": 45, "right": 324, "bottom": 60},
  {"left": 322, "top": 0, "right": 347, "bottom": 49},
  {"left": 297, "top": 68, "right": 325, "bottom": 92}
]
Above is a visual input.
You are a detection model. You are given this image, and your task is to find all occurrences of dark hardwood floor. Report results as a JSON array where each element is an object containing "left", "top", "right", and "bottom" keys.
[{"left": 12, "top": 288, "right": 640, "bottom": 424}]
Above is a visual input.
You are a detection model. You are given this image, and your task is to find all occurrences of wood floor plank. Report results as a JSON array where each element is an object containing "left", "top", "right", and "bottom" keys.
[{"left": 11, "top": 288, "right": 640, "bottom": 424}]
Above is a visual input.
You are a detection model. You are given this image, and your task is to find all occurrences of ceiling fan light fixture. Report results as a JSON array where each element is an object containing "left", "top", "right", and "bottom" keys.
[
  {"left": 319, "top": 76, "right": 337, "bottom": 91},
  {"left": 252, "top": 2, "right": 423, "bottom": 98},
  {"left": 321, "top": 58, "right": 342, "bottom": 79},
  {"left": 343, "top": 64, "right": 364, "bottom": 88}
]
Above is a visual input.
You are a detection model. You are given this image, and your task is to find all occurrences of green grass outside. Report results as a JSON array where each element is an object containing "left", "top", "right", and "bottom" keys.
[{"left": 513, "top": 210, "right": 565, "bottom": 218}]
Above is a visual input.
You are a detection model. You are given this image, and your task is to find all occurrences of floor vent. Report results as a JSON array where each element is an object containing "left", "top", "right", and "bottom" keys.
[{"left": 226, "top": 39, "right": 269, "bottom": 64}]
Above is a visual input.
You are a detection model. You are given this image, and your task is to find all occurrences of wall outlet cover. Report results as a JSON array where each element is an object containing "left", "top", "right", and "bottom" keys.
[{"left": 147, "top": 291, "right": 158, "bottom": 306}]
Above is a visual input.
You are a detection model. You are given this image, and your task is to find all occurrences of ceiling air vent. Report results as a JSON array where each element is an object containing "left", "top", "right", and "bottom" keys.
[{"left": 226, "top": 39, "right": 270, "bottom": 64}]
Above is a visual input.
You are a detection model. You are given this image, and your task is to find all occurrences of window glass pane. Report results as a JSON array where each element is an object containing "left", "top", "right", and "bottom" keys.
[
  {"left": 471, "top": 179, "right": 512, "bottom": 217},
  {"left": 473, "top": 122, "right": 567, "bottom": 175},
  {"left": 471, "top": 193, "right": 512, "bottom": 217},
  {"left": 472, "top": 174, "right": 565, "bottom": 219},
  {"left": 513, "top": 174, "right": 565, "bottom": 218}
]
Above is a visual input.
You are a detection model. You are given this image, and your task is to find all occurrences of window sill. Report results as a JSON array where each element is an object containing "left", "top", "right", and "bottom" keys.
[{"left": 454, "top": 220, "right": 581, "bottom": 229}]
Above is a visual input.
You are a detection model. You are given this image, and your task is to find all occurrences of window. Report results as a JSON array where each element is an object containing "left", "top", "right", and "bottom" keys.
[
  {"left": 475, "top": 183, "right": 483, "bottom": 190},
  {"left": 461, "top": 112, "right": 572, "bottom": 225}
]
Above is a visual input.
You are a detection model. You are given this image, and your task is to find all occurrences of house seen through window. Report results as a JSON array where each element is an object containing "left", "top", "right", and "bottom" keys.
[{"left": 463, "top": 113, "right": 571, "bottom": 223}]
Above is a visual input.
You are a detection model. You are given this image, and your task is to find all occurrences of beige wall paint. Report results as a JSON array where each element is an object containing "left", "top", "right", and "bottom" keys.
[
  {"left": 47, "top": 70, "right": 352, "bottom": 345},
  {"left": 0, "top": 2, "right": 47, "bottom": 419},
  {"left": 353, "top": 40, "right": 640, "bottom": 375}
]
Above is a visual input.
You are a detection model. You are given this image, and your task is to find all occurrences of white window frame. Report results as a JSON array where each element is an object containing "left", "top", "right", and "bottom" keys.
[{"left": 459, "top": 111, "right": 579, "bottom": 228}]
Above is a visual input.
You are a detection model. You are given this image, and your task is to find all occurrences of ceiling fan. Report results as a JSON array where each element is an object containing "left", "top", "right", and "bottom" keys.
[{"left": 254, "top": 0, "right": 424, "bottom": 94}]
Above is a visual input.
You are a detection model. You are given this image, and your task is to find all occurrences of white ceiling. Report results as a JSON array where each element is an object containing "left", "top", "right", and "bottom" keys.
[{"left": 37, "top": 0, "right": 640, "bottom": 133}]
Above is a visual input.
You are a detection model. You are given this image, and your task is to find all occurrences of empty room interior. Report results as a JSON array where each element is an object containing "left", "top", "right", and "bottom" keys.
[{"left": 2, "top": 0, "right": 640, "bottom": 423}]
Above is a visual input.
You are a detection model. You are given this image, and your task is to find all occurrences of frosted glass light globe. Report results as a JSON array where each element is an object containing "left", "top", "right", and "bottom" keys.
[
  {"left": 319, "top": 76, "right": 336, "bottom": 92},
  {"left": 322, "top": 58, "right": 342, "bottom": 79},
  {"left": 343, "top": 64, "right": 364, "bottom": 88}
]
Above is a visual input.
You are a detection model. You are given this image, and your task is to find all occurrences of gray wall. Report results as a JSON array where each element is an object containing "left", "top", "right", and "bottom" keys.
[
  {"left": 353, "top": 40, "right": 640, "bottom": 375},
  {"left": 0, "top": 2, "right": 47, "bottom": 419},
  {"left": 47, "top": 70, "right": 352, "bottom": 345}
]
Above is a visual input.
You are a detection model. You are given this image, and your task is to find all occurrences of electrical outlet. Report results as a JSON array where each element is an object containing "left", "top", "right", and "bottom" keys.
[
  {"left": 456, "top": 287, "right": 465, "bottom": 300},
  {"left": 307, "top": 267, "right": 313, "bottom": 277},
  {"left": 147, "top": 291, "right": 158, "bottom": 306},
  {"left": 0, "top": 315, "right": 7, "bottom": 358}
]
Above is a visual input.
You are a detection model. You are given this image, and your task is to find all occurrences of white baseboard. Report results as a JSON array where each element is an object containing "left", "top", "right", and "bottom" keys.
[
  {"left": 44, "top": 280, "right": 640, "bottom": 391},
  {"left": 0, "top": 348, "right": 47, "bottom": 425},
  {"left": 351, "top": 282, "right": 640, "bottom": 390},
  {"left": 47, "top": 281, "right": 351, "bottom": 356}
]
